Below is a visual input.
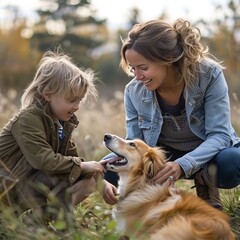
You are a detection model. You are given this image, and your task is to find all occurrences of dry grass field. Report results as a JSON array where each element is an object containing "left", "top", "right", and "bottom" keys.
[{"left": 0, "top": 90, "right": 239, "bottom": 239}]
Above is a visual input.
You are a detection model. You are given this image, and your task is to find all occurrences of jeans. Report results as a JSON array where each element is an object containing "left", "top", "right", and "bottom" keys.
[
  {"left": 104, "top": 145, "right": 240, "bottom": 189},
  {"left": 215, "top": 146, "right": 240, "bottom": 188}
]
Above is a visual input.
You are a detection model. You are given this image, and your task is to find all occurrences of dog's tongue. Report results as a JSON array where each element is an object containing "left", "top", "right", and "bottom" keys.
[{"left": 100, "top": 156, "right": 123, "bottom": 165}]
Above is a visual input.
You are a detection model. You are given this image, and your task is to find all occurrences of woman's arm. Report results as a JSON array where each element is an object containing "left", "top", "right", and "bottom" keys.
[{"left": 176, "top": 67, "right": 233, "bottom": 178}]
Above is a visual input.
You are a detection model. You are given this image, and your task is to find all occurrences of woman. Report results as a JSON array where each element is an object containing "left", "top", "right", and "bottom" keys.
[{"left": 103, "top": 18, "right": 240, "bottom": 209}]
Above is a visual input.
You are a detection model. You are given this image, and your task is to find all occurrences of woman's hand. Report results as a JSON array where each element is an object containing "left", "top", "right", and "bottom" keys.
[
  {"left": 152, "top": 161, "right": 184, "bottom": 184},
  {"left": 102, "top": 180, "right": 118, "bottom": 205}
]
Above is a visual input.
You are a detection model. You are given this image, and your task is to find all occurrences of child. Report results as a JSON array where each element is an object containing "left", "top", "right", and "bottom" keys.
[{"left": 0, "top": 50, "right": 105, "bottom": 225}]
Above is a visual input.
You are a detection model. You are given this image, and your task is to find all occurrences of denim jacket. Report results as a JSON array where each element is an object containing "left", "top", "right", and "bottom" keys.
[{"left": 124, "top": 61, "right": 240, "bottom": 178}]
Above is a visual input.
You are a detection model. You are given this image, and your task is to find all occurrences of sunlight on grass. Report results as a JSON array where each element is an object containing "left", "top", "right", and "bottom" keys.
[{"left": 0, "top": 91, "right": 239, "bottom": 239}]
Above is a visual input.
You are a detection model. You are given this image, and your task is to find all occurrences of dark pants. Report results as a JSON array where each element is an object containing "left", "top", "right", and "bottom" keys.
[{"left": 5, "top": 171, "right": 72, "bottom": 222}]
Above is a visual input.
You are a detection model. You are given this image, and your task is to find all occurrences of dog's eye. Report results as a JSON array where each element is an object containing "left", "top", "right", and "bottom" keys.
[{"left": 129, "top": 142, "right": 136, "bottom": 147}]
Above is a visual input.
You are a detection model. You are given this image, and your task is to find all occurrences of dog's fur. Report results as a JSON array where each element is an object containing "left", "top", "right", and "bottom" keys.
[{"left": 103, "top": 133, "right": 236, "bottom": 240}]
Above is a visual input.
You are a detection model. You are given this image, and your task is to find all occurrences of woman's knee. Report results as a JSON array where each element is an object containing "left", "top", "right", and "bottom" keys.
[{"left": 214, "top": 147, "right": 240, "bottom": 188}]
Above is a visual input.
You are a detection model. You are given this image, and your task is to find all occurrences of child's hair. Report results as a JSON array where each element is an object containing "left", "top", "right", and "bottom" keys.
[
  {"left": 120, "top": 18, "right": 224, "bottom": 87},
  {"left": 21, "top": 50, "right": 98, "bottom": 109}
]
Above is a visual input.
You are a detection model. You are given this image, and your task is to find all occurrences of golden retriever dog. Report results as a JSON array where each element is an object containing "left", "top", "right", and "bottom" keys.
[{"left": 103, "top": 133, "right": 236, "bottom": 240}]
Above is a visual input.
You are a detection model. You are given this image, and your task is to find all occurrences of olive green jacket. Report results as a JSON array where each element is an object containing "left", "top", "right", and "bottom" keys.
[{"left": 0, "top": 102, "right": 83, "bottom": 198}]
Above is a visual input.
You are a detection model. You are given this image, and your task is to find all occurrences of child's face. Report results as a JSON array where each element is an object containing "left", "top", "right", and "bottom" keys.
[{"left": 46, "top": 94, "right": 82, "bottom": 121}]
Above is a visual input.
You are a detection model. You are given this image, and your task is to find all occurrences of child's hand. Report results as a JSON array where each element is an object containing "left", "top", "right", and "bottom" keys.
[{"left": 81, "top": 161, "right": 105, "bottom": 175}]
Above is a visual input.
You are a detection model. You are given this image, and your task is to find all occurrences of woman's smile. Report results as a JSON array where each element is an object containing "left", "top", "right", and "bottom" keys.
[{"left": 143, "top": 79, "right": 152, "bottom": 86}]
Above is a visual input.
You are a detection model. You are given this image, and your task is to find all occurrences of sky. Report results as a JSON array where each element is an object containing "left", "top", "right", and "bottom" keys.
[
  {"left": 91, "top": 0, "right": 227, "bottom": 29},
  {"left": 0, "top": 0, "right": 228, "bottom": 30}
]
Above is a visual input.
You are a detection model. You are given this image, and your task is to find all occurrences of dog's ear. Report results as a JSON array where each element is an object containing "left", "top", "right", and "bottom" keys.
[{"left": 143, "top": 147, "right": 166, "bottom": 179}]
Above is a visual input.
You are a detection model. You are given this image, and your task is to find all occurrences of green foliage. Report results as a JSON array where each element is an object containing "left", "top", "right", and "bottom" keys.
[
  {"left": 0, "top": 23, "right": 40, "bottom": 94},
  {"left": 1, "top": 188, "right": 239, "bottom": 239},
  {"left": 221, "top": 188, "right": 240, "bottom": 236},
  {"left": 0, "top": 192, "right": 120, "bottom": 240},
  {"left": 1, "top": 0, "right": 240, "bottom": 101},
  {"left": 31, "top": 0, "right": 108, "bottom": 69}
]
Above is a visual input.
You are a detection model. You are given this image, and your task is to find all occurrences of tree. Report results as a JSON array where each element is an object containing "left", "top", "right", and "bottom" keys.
[
  {"left": 0, "top": 5, "right": 40, "bottom": 99},
  {"left": 210, "top": 0, "right": 240, "bottom": 93},
  {"left": 31, "top": 0, "right": 108, "bottom": 67}
]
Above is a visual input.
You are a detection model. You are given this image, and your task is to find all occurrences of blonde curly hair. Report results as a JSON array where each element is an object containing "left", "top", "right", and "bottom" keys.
[{"left": 21, "top": 50, "right": 97, "bottom": 109}]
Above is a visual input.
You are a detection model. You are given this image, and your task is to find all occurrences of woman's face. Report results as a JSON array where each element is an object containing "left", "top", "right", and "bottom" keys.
[{"left": 125, "top": 48, "right": 169, "bottom": 91}]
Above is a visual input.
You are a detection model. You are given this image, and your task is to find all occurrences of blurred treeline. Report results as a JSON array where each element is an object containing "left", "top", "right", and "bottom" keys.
[{"left": 0, "top": 0, "right": 240, "bottom": 104}]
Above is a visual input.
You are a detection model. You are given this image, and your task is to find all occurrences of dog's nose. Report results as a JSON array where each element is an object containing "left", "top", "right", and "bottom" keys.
[{"left": 104, "top": 134, "right": 112, "bottom": 142}]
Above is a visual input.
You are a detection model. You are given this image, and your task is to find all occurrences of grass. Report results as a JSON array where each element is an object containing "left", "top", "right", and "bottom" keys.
[
  {"left": 221, "top": 188, "right": 240, "bottom": 237},
  {"left": 0, "top": 189, "right": 239, "bottom": 239},
  {"left": 0, "top": 91, "right": 240, "bottom": 239}
]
